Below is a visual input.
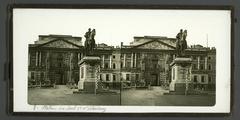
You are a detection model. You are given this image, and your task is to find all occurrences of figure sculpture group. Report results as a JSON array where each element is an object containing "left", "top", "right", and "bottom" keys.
[
  {"left": 176, "top": 29, "right": 188, "bottom": 57},
  {"left": 84, "top": 28, "right": 96, "bottom": 55}
]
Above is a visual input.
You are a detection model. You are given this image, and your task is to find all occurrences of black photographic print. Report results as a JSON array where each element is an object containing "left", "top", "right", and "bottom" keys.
[{"left": 11, "top": 6, "right": 231, "bottom": 113}]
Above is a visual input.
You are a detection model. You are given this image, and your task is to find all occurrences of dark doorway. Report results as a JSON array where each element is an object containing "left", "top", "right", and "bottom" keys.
[
  {"left": 55, "top": 72, "right": 65, "bottom": 85},
  {"left": 151, "top": 74, "right": 158, "bottom": 86}
]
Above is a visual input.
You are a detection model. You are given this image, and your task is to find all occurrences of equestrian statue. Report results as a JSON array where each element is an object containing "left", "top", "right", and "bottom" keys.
[
  {"left": 176, "top": 29, "right": 188, "bottom": 57},
  {"left": 84, "top": 28, "right": 96, "bottom": 56}
]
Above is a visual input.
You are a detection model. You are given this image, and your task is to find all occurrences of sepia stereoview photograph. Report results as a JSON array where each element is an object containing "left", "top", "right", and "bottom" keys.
[{"left": 12, "top": 7, "right": 231, "bottom": 113}]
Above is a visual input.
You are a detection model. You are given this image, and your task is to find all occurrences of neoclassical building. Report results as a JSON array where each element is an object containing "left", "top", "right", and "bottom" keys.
[{"left": 28, "top": 34, "right": 216, "bottom": 90}]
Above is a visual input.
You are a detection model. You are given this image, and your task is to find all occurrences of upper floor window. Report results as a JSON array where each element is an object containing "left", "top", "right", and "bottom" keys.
[
  {"left": 208, "top": 56, "right": 212, "bottom": 60},
  {"left": 127, "top": 54, "right": 131, "bottom": 58},
  {"left": 200, "top": 56, "right": 204, "bottom": 60},
  {"left": 208, "top": 64, "right": 212, "bottom": 70},
  {"left": 200, "top": 64, "right": 204, "bottom": 70},
  {"left": 194, "top": 76, "right": 198, "bottom": 82},
  {"left": 193, "top": 56, "right": 197, "bottom": 60},
  {"left": 120, "top": 62, "right": 123, "bottom": 68},
  {"left": 104, "top": 63, "right": 109, "bottom": 68},
  {"left": 126, "top": 61, "right": 131, "bottom": 68},
  {"left": 105, "top": 55, "right": 109, "bottom": 59},
  {"left": 193, "top": 64, "right": 197, "bottom": 70},
  {"left": 112, "top": 55, "right": 116, "bottom": 59},
  {"left": 113, "top": 63, "right": 116, "bottom": 69}
]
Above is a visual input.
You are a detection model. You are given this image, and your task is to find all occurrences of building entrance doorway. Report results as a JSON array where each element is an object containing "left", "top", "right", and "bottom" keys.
[
  {"left": 55, "top": 72, "right": 65, "bottom": 85},
  {"left": 151, "top": 74, "right": 158, "bottom": 86}
]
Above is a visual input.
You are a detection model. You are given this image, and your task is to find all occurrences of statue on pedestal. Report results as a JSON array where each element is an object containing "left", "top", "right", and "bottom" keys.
[
  {"left": 84, "top": 28, "right": 96, "bottom": 56},
  {"left": 176, "top": 29, "right": 188, "bottom": 57}
]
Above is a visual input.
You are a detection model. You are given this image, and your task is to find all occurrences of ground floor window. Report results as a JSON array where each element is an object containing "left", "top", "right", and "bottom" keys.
[
  {"left": 113, "top": 74, "right": 116, "bottom": 81},
  {"left": 31, "top": 72, "right": 34, "bottom": 80},
  {"left": 106, "top": 74, "right": 110, "bottom": 81},
  {"left": 201, "top": 76, "right": 205, "bottom": 82},
  {"left": 194, "top": 75, "right": 198, "bottom": 82},
  {"left": 126, "top": 74, "right": 130, "bottom": 81},
  {"left": 208, "top": 76, "right": 212, "bottom": 82}
]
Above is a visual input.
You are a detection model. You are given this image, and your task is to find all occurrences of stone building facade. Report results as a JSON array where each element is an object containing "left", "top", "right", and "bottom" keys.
[{"left": 28, "top": 35, "right": 216, "bottom": 90}]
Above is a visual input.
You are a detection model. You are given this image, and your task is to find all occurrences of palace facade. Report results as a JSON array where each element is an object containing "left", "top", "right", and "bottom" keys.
[{"left": 28, "top": 35, "right": 216, "bottom": 90}]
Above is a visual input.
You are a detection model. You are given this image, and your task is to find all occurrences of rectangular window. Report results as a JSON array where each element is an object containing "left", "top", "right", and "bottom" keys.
[
  {"left": 208, "top": 76, "right": 212, "bottom": 82},
  {"left": 120, "top": 62, "right": 123, "bottom": 68},
  {"left": 201, "top": 76, "right": 205, "bottom": 82},
  {"left": 120, "top": 54, "right": 123, "bottom": 59},
  {"left": 105, "top": 55, "right": 109, "bottom": 59},
  {"left": 106, "top": 74, "right": 109, "bottom": 81},
  {"left": 113, "top": 74, "right": 116, "bottom": 81},
  {"left": 194, "top": 76, "right": 197, "bottom": 82},
  {"left": 126, "top": 61, "right": 131, "bottom": 68},
  {"left": 127, "top": 54, "right": 131, "bottom": 58},
  {"left": 100, "top": 74, "right": 102, "bottom": 81},
  {"left": 40, "top": 72, "right": 44, "bottom": 81},
  {"left": 136, "top": 74, "right": 139, "bottom": 81},
  {"left": 193, "top": 64, "right": 197, "bottom": 70},
  {"left": 126, "top": 74, "right": 130, "bottom": 81},
  {"left": 193, "top": 56, "right": 197, "bottom": 60},
  {"left": 31, "top": 72, "right": 35, "bottom": 80},
  {"left": 104, "top": 63, "right": 109, "bottom": 68},
  {"left": 208, "top": 64, "right": 212, "bottom": 70},
  {"left": 200, "top": 64, "right": 204, "bottom": 70}
]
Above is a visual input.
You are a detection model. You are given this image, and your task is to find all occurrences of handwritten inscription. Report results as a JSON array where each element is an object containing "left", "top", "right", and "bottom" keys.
[{"left": 33, "top": 105, "right": 107, "bottom": 112}]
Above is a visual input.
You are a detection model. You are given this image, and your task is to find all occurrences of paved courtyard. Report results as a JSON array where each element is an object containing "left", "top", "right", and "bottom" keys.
[
  {"left": 28, "top": 85, "right": 120, "bottom": 105},
  {"left": 28, "top": 85, "right": 215, "bottom": 106},
  {"left": 121, "top": 87, "right": 215, "bottom": 106}
]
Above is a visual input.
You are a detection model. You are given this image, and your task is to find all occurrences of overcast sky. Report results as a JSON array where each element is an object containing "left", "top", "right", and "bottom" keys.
[{"left": 13, "top": 9, "right": 231, "bottom": 47}]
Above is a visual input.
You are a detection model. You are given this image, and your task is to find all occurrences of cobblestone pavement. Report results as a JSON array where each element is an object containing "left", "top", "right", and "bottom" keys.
[
  {"left": 121, "top": 87, "right": 215, "bottom": 106},
  {"left": 28, "top": 85, "right": 120, "bottom": 105},
  {"left": 28, "top": 85, "right": 215, "bottom": 106}
]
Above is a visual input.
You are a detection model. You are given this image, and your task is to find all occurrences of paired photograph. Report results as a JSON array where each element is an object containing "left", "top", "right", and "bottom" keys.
[{"left": 12, "top": 8, "right": 231, "bottom": 113}]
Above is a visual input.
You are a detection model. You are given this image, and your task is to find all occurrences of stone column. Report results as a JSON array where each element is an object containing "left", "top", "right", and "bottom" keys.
[
  {"left": 205, "top": 56, "right": 208, "bottom": 70},
  {"left": 39, "top": 52, "right": 41, "bottom": 66},
  {"left": 28, "top": 53, "right": 30, "bottom": 66},
  {"left": 131, "top": 53, "right": 134, "bottom": 68},
  {"left": 69, "top": 53, "right": 73, "bottom": 84},
  {"left": 197, "top": 56, "right": 200, "bottom": 70},
  {"left": 134, "top": 53, "right": 137, "bottom": 68},
  {"left": 110, "top": 55, "right": 112, "bottom": 68},
  {"left": 102, "top": 55, "right": 105, "bottom": 68},
  {"left": 36, "top": 51, "right": 38, "bottom": 66},
  {"left": 78, "top": 53, "right": 80, "bottom": 62},
  {"left": 123, "top": 54, "right": 126, "bottom": 68},
  {"left": 45, "top": 52, "right": 49, "bottom": 82}
]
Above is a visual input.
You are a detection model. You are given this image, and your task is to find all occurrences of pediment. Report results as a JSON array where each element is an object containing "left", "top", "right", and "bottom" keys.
[
  {"left": 39, "top": 40, "right": 80, "bottom": 49},
  {"left": 135, "top": 41, "right": 175, "bottom": 50}
]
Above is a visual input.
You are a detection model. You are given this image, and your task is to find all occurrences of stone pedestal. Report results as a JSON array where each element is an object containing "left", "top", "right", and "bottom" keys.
[
  {"left": 169, "top": 57, "right": 193, "bottom": 94},
  {"left": 78, "top": 56, "right": 100, "bottom": 93}
]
